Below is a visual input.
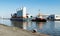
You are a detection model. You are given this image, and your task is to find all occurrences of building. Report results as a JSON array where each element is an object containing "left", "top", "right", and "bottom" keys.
[
  {"left": 47, "top": 14, "right": 60, "bottom": 21},
  {"left": 17, "top": 7, "right": 26, "bottom": 18},
  {"left": 47, "top": 14, "right": 55, "bottom": 21},
  {"left": 55, "top": 15, "right": 60, "bottom": 20}
]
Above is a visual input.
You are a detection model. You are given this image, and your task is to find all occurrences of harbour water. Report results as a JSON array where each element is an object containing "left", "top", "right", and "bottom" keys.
[{"left": 0, "top": 19, "right": 60, "bottom": 36}]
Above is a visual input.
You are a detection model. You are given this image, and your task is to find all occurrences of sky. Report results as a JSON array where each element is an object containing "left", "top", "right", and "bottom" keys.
[{"left": 0, "top": 0, "right": 60, "bottom": 18}]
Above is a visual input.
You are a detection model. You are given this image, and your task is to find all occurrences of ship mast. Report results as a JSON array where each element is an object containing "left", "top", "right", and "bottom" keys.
[{"left": 37, "top": 9, "right": 43, "bottom": 18}]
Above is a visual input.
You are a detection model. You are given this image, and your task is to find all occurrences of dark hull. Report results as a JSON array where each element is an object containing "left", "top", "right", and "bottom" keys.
[
  {"left": 31, "top": 18, "right": 47, "bottom": 22},
  {"left": 10, "top": 18, "right": 25, "bottom": 21},
  {"left": 31, "top": 20, "right": 46, "bottom": 22},
  {"left": 54, "top": 19, "right": 60, "bottom": 21}
]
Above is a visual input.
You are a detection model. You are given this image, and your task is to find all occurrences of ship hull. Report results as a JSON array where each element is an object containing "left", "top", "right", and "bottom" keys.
[
  {"left": 10, "top": 18, "right": 26, "bottom": 21},
  {"left": 31, "top": 18, "right": 47, "bottom": 22}
]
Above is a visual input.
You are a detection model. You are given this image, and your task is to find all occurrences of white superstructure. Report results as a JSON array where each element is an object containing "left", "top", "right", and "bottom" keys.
[
  {"left": 37, "top": 13, "right": 43, "bottom": 18},
  {"left": 17, "top": 7, "right": 26, "bottom": 18},
  {"left": 22, "top": 7, "right": 26, "bottom": 18}
]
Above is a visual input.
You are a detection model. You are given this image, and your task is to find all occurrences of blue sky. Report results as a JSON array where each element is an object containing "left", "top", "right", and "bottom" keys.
[{"left": 0, "top": 0, "right": 60, "bottom": 18}]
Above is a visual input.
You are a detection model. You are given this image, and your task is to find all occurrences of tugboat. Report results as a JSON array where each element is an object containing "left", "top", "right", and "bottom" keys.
[
  {"left": 31, "top": 18, "right": 46, "bottom": 22},
  {"left": 31, "top": 13, "right": 47, "bottom": 22}
]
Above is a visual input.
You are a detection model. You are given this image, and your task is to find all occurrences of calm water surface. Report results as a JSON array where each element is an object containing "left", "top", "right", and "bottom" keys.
[{"left": 0, "top": 19, "right": 60, "bottom": 36}]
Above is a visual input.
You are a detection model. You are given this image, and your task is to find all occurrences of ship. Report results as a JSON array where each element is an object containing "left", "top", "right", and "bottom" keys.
[
  {"left": 31, "top": 13, "right": 47, "bottom": 22},
  {"left": 10, "top": 7, "right": 27, "bottom": 21}
]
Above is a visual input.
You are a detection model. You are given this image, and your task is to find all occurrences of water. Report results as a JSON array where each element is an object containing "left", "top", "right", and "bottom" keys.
[{"left": 0, "top": 19, "right": 60, "bottom": 36}]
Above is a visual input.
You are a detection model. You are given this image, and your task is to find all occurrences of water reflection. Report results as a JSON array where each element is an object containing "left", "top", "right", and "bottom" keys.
[
  {"left": 1, "top": 19, "right": 60, "bottom": 36},
  {"left": 11, "top": 21, "right": 28, "bottom": 30},
  {"left": 11, "top": 21, "right": 38, "bottom": 30},
  {"left": 42, "top": 21, "right": 55, "bottom": 35},
  {"left": 11, "top": 21, "right": 47, "bottom": 32},
  {"left": 10, "top": 20, "right": 60, "bottom": 36},
  {"left": 33, "top": 21, "right": 55, "bottom": 36},
  {"left": 36, "top": 22, "right": 46, "bottom": 29}
]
